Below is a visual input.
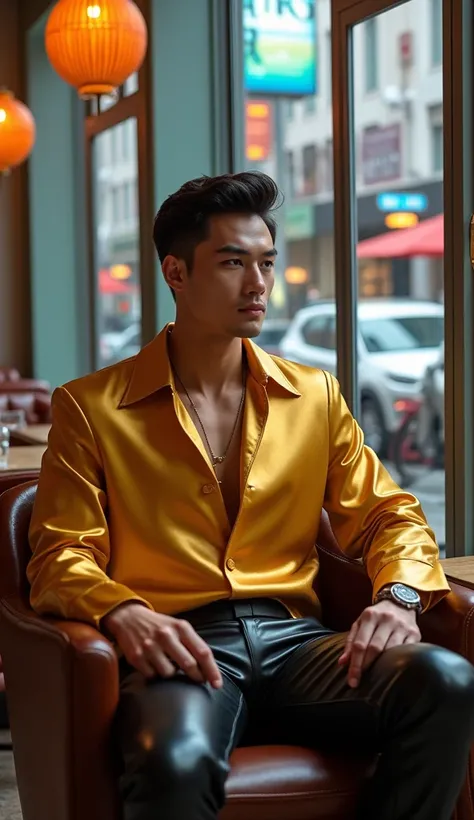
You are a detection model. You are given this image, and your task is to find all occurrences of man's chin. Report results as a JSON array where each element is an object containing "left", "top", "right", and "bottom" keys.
[{"left": 234, "top": 325, "right": 263, "bottom": 340}]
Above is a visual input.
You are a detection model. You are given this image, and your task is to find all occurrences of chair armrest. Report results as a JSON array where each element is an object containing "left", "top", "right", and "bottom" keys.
[
  {"left": 317, "top": 543, "right": 474, "bottom": 660},
  {"left": 419, "top": 581, "right": 474, "bottom": 658},
  {"left": 316, "top": 544, "right": 373, "bottom": 632},
  {"left": 0, "top": 597, "right": 120, "bottom": 820}
]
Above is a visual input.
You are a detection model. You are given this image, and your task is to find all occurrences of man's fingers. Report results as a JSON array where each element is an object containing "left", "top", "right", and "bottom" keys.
[
  {"left": 126, "top": 644, "right": 159, "bottom": 678},
  {"left": 359, "top": 622, "right": 394, "bottom": 669},
  {"left": 347, "top": 615, "right": 378, "bottom": 687},
  {"left": 338, "top": 621, "right": 359, "bottom": 665},
  {"left": 178, "top": 621, "right": 223, "bottom": 688},
  {"left": 147, "top": 632, "right": 205, "bottom": 683}
]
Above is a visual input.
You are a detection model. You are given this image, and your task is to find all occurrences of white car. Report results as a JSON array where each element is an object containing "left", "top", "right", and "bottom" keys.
[{"left": 279, "top": 299, "right": 444, "bottom": 455}]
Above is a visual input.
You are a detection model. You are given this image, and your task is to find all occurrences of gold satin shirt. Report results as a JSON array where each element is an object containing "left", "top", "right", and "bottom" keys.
[{"left": 28, "top": 324, "right": 449, "bottom": 628}]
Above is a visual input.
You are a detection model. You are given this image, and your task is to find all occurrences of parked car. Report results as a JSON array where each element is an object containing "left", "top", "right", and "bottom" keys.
[
  {"left": 255, "top": 318, "right": 290, "bottom": 356},
  {"left": 100, "top": 322, "right": 141, "bottom": 365},
  {"left": 279, "top": 299, "right": 444, "bottom": 456}
]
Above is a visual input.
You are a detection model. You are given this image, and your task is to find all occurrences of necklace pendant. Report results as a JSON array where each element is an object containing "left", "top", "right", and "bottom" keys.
[{"left": 213, "top": 456, "right": 225, "bottom": 465}]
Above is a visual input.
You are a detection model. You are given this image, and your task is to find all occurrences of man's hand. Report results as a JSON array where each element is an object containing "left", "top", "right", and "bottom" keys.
[
  {"left": 338, "top": 600, "right": 421, "bottom": 688},
  {"left": 102, "top": 602, "right": 223, "bottom": 689}
]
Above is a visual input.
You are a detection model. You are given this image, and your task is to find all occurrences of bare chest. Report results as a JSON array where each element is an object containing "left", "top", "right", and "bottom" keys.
[{"left": 175, "top": 389, "right": 245, "bottom": 529}]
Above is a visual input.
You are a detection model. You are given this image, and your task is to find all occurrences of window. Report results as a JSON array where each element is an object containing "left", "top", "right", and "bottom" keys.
[
  {"left": 92, "top": 120, "right": 141, "bottom": 368},
  {"left": 360, "top": 316, "right": 444, "bottom": 353},
  {"left": 431, "top": 0, "right": 442, "bottom": 66},
  {"left": 326, "top": 31, "right": 332, "bottom": 101},
  {"left": 124, "top": 182, "right": 136, "bottom": 221},
  {"left": 242, "top": 0, "right": 334, "bottom": 332},
  {"left": 123, "top": 72, "right": 139, "bottom": 96},
  {"left": 432, "top": 124, "right": 443, "bottom": 172},
  {"left": 302, "top": 144, "right": 318, "bottom": 195},
  {"left": 302, "top": 315, "right": 336, "bottom": 349},
  {"left": 364, "top": 18, "right": 378, "bottom": 92},
  {"left": 112, "top": 187, "right": 121, "bottom": 222},
  {"left": 286, "top": 151, "right": 295, "bottom": 198},
  {"left": 352, "top": 0, "right": 445, "bottom": 546},
  {"left": 325, "top": 140, "right": 334, "bottom": 192}
]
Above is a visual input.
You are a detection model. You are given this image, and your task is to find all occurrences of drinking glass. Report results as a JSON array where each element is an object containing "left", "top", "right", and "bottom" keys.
[{"left": 0, "top": 409, "right": 26, "bottom": 430}]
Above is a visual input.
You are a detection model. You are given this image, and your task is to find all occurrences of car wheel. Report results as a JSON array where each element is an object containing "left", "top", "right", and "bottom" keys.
[{"left": 361, "top": 396, "right": 388, "bottom": 457}]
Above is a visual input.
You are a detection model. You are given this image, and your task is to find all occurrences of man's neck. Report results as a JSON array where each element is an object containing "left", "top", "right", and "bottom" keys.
[{"left": 167, "top": 321, "right": 245, "bottom": 401}]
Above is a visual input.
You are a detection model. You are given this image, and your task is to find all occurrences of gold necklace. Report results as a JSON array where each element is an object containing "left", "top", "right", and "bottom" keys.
[{"left": 171, "top": 361, "right": 247, "bottom": 467}]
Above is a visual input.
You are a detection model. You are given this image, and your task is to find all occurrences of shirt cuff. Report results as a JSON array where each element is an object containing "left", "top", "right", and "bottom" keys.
[
  {"left": 372, "top": 559, "right": 451, "bottom": 613},
  {"left": 68, "top": 580, "right": 154, "bottom": 628}
]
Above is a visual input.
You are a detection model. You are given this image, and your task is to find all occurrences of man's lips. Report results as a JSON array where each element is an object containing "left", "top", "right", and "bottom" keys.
[{"left": 239, "top": 305, "right": 266, "bottom": 313}]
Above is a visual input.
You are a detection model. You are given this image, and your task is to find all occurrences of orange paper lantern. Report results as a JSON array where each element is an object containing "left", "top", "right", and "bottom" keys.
[
  {"left": 0, "top": 90, "right": 36, "bottom": 174},
  {"left": 45, "top": 0, "right": 148, "bottom": 99}
]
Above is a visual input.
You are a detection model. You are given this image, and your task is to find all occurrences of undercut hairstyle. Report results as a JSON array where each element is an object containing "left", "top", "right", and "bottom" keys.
[{"left": 153, "top": 171, "right": 281, "bottom": 273}]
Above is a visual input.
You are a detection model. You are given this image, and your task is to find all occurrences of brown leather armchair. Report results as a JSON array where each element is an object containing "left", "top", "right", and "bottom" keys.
[
  {"left": 0, "top": 380, "right": 52, "bottom": 424},
  {"left": 0, "top": 482, "right": 473, "bottom": 820}
]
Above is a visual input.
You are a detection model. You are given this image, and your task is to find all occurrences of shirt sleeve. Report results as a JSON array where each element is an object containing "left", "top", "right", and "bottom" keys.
[
  {"left": 27, "top": 386, "right": 153, "bottom": 628},
  {"left": 322, "top": 371, "right": 450, "bottom": 612}
]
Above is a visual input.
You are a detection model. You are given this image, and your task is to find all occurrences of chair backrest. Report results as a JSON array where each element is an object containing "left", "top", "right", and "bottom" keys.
[
  {"left": 0, "top": 482, "right": 37, "bottom": 605},
  {"left": 316, "top": 508, "right": 344, "bottom": 556},
  {"left": 0, "top": 368, "right": 20, "bottom": 383}
]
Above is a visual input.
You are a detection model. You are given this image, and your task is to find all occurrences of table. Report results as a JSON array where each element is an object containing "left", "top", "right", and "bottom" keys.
[
  {"left": 0, "top": 445, "right": 46, "bottom": 473},
  {"left": 441, "top": 557, "right": 474, "bottom": 589},
  {"left": 11, "top": 424, "right": 51, "bottom": 445}
]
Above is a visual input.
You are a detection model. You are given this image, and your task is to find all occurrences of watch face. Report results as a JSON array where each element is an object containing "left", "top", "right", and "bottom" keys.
[{"left": 392, "top": 583, "right": 420, "bottom": 605}]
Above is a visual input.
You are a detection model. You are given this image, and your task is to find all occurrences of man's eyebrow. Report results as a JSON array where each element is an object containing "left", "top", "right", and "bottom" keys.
[{"left": 215, "top": 244, "right": 278, "bottom": 257}]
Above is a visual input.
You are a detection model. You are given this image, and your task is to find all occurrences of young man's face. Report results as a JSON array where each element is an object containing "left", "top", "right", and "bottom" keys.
[{"left": 167, "top": 212, "right": 276, "bottom": 339}]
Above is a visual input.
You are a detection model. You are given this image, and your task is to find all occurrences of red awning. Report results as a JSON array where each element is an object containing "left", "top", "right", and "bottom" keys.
[
  {"left": 357, "top": 213, "right": 444, "bottom": 258},
  {"left": 99, "top": 269, "right": 134, "bottom": 294}
]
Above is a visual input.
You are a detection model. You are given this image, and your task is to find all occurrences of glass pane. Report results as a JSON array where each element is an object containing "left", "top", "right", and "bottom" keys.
[
  {"left": 242, "top": 0, "right": 335, "bottom": 369},
  {"left": 92, "top": 118, "right": 141, "bottom": 369},
  {"left": 124, "top": 72, "right": 139, "bottom": 96},
  {"left": 352, "top": 2, "right": 445, "bottom": 549}
]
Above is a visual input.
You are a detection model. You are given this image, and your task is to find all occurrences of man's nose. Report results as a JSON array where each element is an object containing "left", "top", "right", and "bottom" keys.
[{"left": 245, "top": 264, "right": 266, "bottom": 293}]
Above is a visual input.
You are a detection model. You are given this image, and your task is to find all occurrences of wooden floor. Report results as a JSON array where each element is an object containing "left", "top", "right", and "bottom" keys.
[{"left": 0, "top": 732, "right": 21, "bottom": 820}]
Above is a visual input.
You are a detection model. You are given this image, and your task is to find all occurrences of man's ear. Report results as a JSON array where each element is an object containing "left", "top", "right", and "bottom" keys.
[{"left": 162, "top": 255, "right": 186, "bottom": 296}]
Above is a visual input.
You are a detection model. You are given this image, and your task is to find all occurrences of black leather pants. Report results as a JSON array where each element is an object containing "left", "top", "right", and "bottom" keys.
[{"left": 114, "top": 598, "right": 474, "bottom": 820}]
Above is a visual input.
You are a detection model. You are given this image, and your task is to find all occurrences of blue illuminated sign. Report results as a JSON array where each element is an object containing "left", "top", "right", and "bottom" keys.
[
  {"left": 376, "top": 192, "right": 428, "bottom": 213},
  {"left": 244, "top": 0, "right": 316, "bottom": 97}
]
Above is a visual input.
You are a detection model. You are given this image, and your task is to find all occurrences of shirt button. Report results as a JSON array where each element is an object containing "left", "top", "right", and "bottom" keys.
[
  {"left": 202, "top": 484, "right": 215, "bottom": 494},
  {"left": 226, "top": 558, "right": 236, "bottom": 571}
]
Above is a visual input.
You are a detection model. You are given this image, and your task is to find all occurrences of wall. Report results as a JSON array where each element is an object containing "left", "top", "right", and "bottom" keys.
[
  {"left": 0, "top": 0, "right": 32, "bottom": 374},
  {"left": 27, "top": 17, "right": 90, "bottom": 387},
  {"left": 151, "top": 0, "right": 215, "bottom": 328}
]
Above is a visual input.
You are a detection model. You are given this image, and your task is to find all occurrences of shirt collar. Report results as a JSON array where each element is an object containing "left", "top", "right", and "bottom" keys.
[{"left": 119, "top": 323, "right": 301, "bottom": 407}]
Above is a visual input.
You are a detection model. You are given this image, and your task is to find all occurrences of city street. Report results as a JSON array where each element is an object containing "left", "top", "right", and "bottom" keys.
[{"left": 385, "top": 462, "right": 446, "bottom": 555}]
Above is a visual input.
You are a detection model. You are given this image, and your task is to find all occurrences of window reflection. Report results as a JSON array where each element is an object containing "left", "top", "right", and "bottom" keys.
[
  {"left": 353, "top": 0, "right": 445, "bottom": 548},
  {"left": 242, "top": 0, "right": 335, "bottom": 354},
  {"left": 241, "top": 0, "right": 445, "bottom": 548},
  {"left": 92, "top": 118, "right": 141, "bottom": 369}
]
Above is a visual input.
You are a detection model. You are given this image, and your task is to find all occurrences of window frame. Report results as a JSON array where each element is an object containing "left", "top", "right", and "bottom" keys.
[
  {"left": 84, "top": 0, "right": 155, "bottom": 371},
  {"left": 332, "top": 0, "right": 474, "bottom": 556}
]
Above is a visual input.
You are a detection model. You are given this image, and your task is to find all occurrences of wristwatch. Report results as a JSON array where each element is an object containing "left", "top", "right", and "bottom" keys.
[{"left": 374, "top": 583, "right": 422, "bottom": 614}]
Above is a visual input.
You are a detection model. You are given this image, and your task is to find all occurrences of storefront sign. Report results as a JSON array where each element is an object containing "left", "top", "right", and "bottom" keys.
[
  {"left": 376, "top": 191, "right": 428, "bottom": 212},
  {"left": 246, "top": 100, "right": 273, "bottom": 161},
  {"left": 244, "top": 0, "right": 316, "bottom": 96},
  {"left": 361, "top": 124, "right": 401, "bottom": 186},
  {"left": 284, "top": 203, "right": 313, "bottom": 239}
]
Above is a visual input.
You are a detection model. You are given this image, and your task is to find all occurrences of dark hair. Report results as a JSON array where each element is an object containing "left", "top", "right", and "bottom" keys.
[{"left": 152, "top": 171, "right": 281, "bottom": 270}]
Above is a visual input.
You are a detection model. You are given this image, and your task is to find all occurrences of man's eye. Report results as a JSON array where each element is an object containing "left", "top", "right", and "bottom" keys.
[
  {"left": 224, "top": 258, "right": 242, "bottom": 267},
  {"left": 261, "top": 260, "right": 275, "bottom": 269}
]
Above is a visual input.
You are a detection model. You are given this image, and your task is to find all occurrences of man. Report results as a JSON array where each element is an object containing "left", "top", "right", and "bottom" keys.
[{"left": 28, "top": 172, "right": 474, "bottom": 820}]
